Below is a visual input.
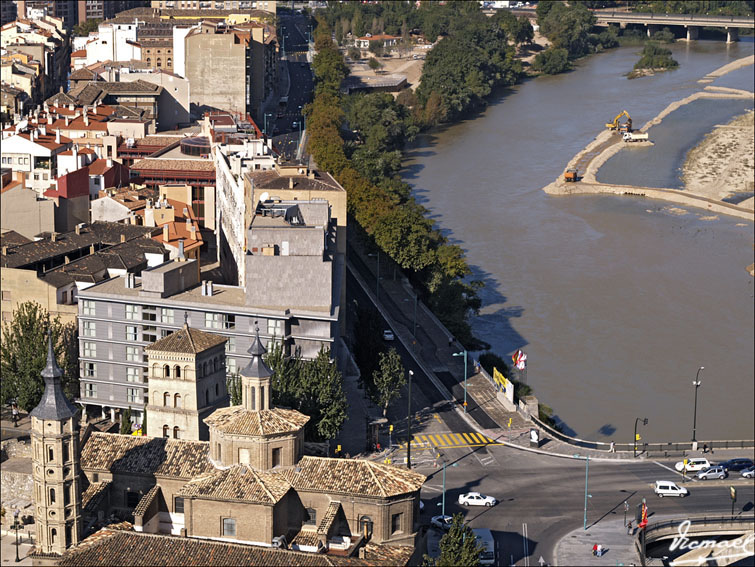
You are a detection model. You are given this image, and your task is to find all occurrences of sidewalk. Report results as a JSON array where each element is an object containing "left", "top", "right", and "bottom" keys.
[{"left": 553, "top": 516, "right": 647, "bottom": 567}]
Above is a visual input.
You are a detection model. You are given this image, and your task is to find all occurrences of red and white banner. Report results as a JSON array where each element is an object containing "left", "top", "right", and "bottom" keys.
[{"left": 512, "top": 349, "right": 527, "bottom": 371}]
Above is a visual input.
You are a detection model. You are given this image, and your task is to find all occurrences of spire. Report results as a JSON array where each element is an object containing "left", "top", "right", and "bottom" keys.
[
  {"left": 30, "top": 330, "right": 78, "bottom": 421},
  {"left": 241, "top": 324, "right": 273, "bottom": 379}
]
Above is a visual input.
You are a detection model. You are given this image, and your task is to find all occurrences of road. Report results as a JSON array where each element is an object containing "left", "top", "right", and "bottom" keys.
[
  {"left": 346, "top": 248, "right": 755, "bottom": 565},
  {"left": 272, "top": 12, "right": 313, "bottom": 160}
]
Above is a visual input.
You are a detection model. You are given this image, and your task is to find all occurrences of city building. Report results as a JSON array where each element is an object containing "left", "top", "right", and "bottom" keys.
[
  {"left": 354, "top": 33, "right": 399, "bottom": 50},
  {"left": 16, "top": 0, "right": 76, "bottom": 30},
  {"left": 0, "top": 124, "right": 73, "bottom": 194},
  {"left": 150, "top": 1, "right": 277, "bottom": 15}
]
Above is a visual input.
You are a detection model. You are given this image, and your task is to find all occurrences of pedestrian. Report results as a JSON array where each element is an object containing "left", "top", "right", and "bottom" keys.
[
  {"left": 596, "top": 544, "right": 604, "bottom": 557},
  {"left": 627, "top": 521, "right": 633, "bottom": 536},
  {"left": 11, "top": 403, "right": 19, "bottom": 428},
  {"left": 609, "top": 441, "right": 616, "bottom": 453},
  {"left": 702, "top": 443, "right": 708, "bottom": 454},
  {"left": 592, "top": 543, "right": 598, "bottom": 556}
]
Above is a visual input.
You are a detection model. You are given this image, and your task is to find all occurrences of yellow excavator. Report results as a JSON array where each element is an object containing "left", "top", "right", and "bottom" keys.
[{"left": 605, "top": 110, "right": 632, "bottom": 132}]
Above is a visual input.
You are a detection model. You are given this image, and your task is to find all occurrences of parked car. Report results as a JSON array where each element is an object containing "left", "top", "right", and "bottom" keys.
[
  {"left": 717, "top": 458, "right": 754, "bottom": 472},
  {"left": 458, "top": 492, "right": 497, "bottom": 507},
  {"left": 431, "top": 515, "right": 453, "bottom": 531},
  {"left": 382, "top": 329, "right": 395, "bottom": 341},
  {"left": 696, "top": 466, "right": 727, "bottom": 480},
  {"left": 674, "top": 458, "right": 710, "bottom": 472},
  {"left": 740, "top": 466, "right": 755, "bottom": 479},
  {"left": 654, "top": 480, "right": 688, "bottom": 498}
]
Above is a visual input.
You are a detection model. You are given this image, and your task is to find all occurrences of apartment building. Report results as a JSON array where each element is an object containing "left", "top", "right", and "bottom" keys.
[{"left": 150, "top": 0, "right": 277, "bottom": 14}]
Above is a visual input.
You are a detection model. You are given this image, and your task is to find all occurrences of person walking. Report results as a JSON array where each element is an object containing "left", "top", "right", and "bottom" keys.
[
  {"left": 609, "top": 441, "right": 616, "bottom": 453},
  {"left": 11, "top": 402, "right": 19, "bottom": 427},
  {"left": 627, "top": 521, "right": 633, "bottom": 536}
]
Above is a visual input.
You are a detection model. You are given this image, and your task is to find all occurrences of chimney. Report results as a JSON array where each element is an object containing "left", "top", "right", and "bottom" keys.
[
  {"left": 163, "top": 224, "right": 169, "bottom": 241},
  {"left": 147, "top": 198, "right": 153, "bottom": 208},
  {"left": 75, "top": 223, "right": 81, "bottom": 235},
  {"left": 120, "top": 233, "right": 126, "bottom": 243},
  {"left": 89, "top": 244, "right": 95, "bottom": 254},
  {"left": 55, "top": 129, "right": 61, "bottom": 143},
  {"left": 106, "top": 158, "right": 112, "bottom": 168},
  {"left": 39, "top": 124, "right": 46, "bottom": 135},
  {"left": 185, "top": 217, "right": 191, "bottom": 229},
  {"left": 72, "top": 144, "right": 78, "bottom": 166},
  {"left": 289, "top": 177, "right": 294, "bottom": 189},
  {"left": 83, "top": 113, "right": 89, "bottom": 127},
  {"left": 51, "top": 232, "right": 57, "bottom": 242},
  {"left": 2, "top": 246, "right": 8, "bottom": 255},
  {"left": 65, "top": 115, "right": 70, "bottom": 126},
  {"left": 64, "top": 256, "right": 70, "bottom": 264},
  {"left": 178, "top": 239, "right": 185, "bottom": 259},
  {"left": 207, "top": 281, "right": 214, "bottom": 296},
  {"left": 29, "top": 130, "right": 34, "bottom": 142},
  {"left": 125, "top": 273, "right": 135, "bottom": 289},
  {"left": 189, "top": 225, "right": 197, "bottom": 241},
  {"left": 68, "top": 103, "right": 74, "bottom": 111}
]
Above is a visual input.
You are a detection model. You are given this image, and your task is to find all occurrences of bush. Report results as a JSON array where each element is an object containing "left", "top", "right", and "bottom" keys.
[
  {"left": 347, "top": 46, "right": 361, "bottom": 60},
  {"left": 651, "top": 27, "right": 676, "bottom": 43},
  {"left": 634, "top": 41, "right": 678, "bottom": 70},
  {"left": 532, "top": 47, "right": 571, "bottom": 74}
]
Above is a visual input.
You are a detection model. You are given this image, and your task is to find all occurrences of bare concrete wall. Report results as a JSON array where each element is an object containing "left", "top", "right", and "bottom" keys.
[
  {"left": 185, "top": 32, "right": 246, "bottom": 117},
  {"left": 245, "top": 255, "right": 332, "bottom": 310}
]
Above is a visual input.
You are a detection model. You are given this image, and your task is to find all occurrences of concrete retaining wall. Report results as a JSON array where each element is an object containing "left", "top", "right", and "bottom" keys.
[
  {"left": 0, "top": 470, "right": 33, "bottom": 504},
  {"left": 1, "top": 439, "right": 32, "bottom": 460}
]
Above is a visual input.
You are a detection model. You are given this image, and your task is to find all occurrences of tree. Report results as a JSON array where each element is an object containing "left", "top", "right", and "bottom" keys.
[
  {"left": 120, "top": 406, "right": 132, "bottom": 434},
  {"left": 424, "top": 514, "right": 485, "bottom": 566},
  {"left": 73, "top": 18, "right": 101, "bottom": 37},
  {"left": 532, "top": 47, "right": 571, "bottom": 74},
  {"left": 347, "top": 46, "right": 361, "bottom": 61},
  {"left": 371, "top": 348, "right": 406, "bottom": 416},
  {"left": 302, "top": 347, "right": 348, "bottom": 440},
  {"left": 634, "top": 41, "right": 678, "bottom": 70},
  {"left": 369, "top": 40, "right": 385, "bottom": 58},
  {"left": 368, "top": 57, "right": 382, "bottom": 74},
  {"left": 1, "top": 302, "right": 79, "bottom": 411},
  {"left": 226, "top": 372, "right": 243, "bottom": 405}
]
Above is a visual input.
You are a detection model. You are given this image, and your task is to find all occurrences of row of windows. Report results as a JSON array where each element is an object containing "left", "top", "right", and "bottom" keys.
[
  {"left": 1, "top": 156, "right": 29, "bottom": 165},
  {"left": 83, "top": 383, "right": 141, "bottom": 402},
  {"left": 145, "top": 57, "right": 171, "bottom": 68},
  {"left": 155, "top": 383, "right": 219, "bottom": 408},
  {"left": 162, "top": 424, "right": 181, "bottom": 439}
]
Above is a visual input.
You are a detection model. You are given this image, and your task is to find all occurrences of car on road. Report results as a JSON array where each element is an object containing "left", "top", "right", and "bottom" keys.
[
  {"left": 696, "top": 466, "right": 727, "bottom": 480},
  {"left": 674, "top": 458, "right": 710, "bottom": 473},
  {"left": 654, "top": 480, "right": 688, "bottom": 498},
  {"left": 430, "top": 515, "right": 453, "bottom": 531},
  {"left": 382, "top": 329, "right": 395, "bottom": 341},
  {"left": 741, "top": 466, "right": 755, "bottom": 479},
  {"left": 458, "top": 492, "right": 497, "bottom": 507},
  {"left": 717, "top": 458, "right": 754, "bottom": 472}
]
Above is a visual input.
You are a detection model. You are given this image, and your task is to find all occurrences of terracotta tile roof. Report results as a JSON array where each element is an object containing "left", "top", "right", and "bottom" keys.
[
  {"left": 146, "top": 324, "right": 226, "bottom": 354},
  {"left": 131, "top": 158, "right": 216, "bottom": 172},
  {"left": 205, "top": 406, "right": 309, "bottom": 437},
  {"left": 16, "top": 131, "right": 72, "bottom": 150},
  {"left": 49, "top": 115, "right": 110, "bottom": 132},
  {"left": 291, "top": 528, "right": 321, "bottom": 549},
  {"left": 45, "top": 91, "right": 77, "bottom": 106},
  {"left": 359, "top": 543, "right": 415, "bottom": 566},
  {"left": 80, "top": 432, "right": 215, "bottom": 479},
  {"left": 178, "top": 464, "right": 291, "bottom": 504},
  {"left": 70, "top": 67, "right": 99, "bottom": 81},
  {"left": 133, "top": 485, "right": 160, "bottom": 516},
  {"left": 82, "top": 481, "right": 111, "bottom": 515},
  {"left": 87, "top": 158, "right": 115, "bottom": 175},
  {"left": 57, "top": 529, "right": 357, "bottom": 567},
  {"left": 356, "top": 34, "right": 399, "bottom": 41},
  {"left": 284, "top": 457, "right": 425, "bottom": 498},
  {"left": 317, "top": 501, "right": 341, "bottom": 536},
  {"left": 71, "top": 49, "right": 87, "bottom": 58}
]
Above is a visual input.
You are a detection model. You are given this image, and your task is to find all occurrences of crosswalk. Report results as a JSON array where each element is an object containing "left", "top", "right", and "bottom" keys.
[{"left": 399, "top": 432, "right": 504, "bottom": 450}]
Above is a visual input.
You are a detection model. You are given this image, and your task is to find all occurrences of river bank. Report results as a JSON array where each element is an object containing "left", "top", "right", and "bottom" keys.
[{"left": 542, "top": 55, "right": 755, "bottom": 219}]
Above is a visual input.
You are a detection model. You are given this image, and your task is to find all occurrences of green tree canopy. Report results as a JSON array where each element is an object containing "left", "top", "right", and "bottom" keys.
[
  {"left": 371, "top": 348, "right": 406, "bottom": 416},
  {"left": 73, "top": 18, "right": 101, "bottom": 37},
  {"left": 1, "top": 302, "right": 79, "bottom": 411},
  {"left": 120, "top": 406, "right": 132, "bottom": 434},
  {"left": 532, "top": 47, "right": 571, "bottom": 74},
  {"left": 424, "top": 513, "right": 485, "bottom": 566},
  {"left": 634, "top": 41, "right": 679, "bottom": 70}
]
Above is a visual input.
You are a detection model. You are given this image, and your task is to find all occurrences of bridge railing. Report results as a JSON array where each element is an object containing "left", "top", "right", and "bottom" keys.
[
  {"left": 643, "top": 514, "right": 755, "bottom": 544},
  {"left": 595, "top": 11, "right": 755, "bottom": 26}
]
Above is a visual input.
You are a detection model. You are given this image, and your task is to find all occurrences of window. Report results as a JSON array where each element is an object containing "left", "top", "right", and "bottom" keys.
[
  {"left": 50, "top": 488, "right": 56, "bottom": 504},
  {"left": 1, "top": 291, "right": 10, "bottom": 301},
  {"left": 142, "top": 325, "right": 157, "bottom": 343},
  {"left": 85, "top": 362, "right": 96, "bottom": 377},
  {"left": 34, "top": 173, "right": 39, "bottom": 181},
  {"left": 304, "top": 508, "right": 316, "bottom": 526},
  {"left": 161, "top": 329, "right": 173, "bottom": 338},
  {"left": 142, "top": 306, "right": 157, "bottom": 322},
  {"left": 174, "top": 366, "right": 181, "bottom": 378},
  {"left": 125, "top": 304, "right": 139, "bottom": 320},
  {"left": 360, "top": 516, "right": 373, "bottom": 537},
  {"left": 164, "top": 392, "right": 170, "bottom": 406},
  {"left": 50, "top": 528, "right": 57, "bottom": 544},
  {"left": 127, "top": 367, "right": 141, "bottom": 382},
  {"left": 224, "top": 315, "right": 235, "bottom": 329},
  {"left": 391, "top": 513, "right": 403, "bottom": 534},
  {"left": 127, "top": 388, "right": 140, "bottom": 404},
  {"left": 215, "top": 383, "right": 219, "bottom": 397},
  {"left": 156, "top": 58, "right": 162, "bottom": 68},
  {"left": 126, "top": 346, "right": 139, "bottom": 361},
  {"left": 160, "top": 308, "right": 174, "bottom": 324},
  {"left": 82, "top": 300, "right": 95, "bottom": 316},
  {"left": 174, "top": 393, "right": 181, "bottom": 408},
  {"left": 62, "top": 443, "right": 69, "bottom": 463},
  {"left": 226, "top": 357, "right": 237, "bottom": 376},
  {"left": 85, "top": 383, "right": 97, "bottom": 398},
  {"left": 267, "top": 319, "right": 283, "bottom": 336},
  {"left": 222, "top": 518, "right": 236, "bottom": 537},
  {"left": 126, "top": 325, "right": 138, "bottom": 341},
  {"left": 205, "top": 312, "right": 222, "bottom": 329},
  {"left": 83, "top": 342, "right": 96, "bottom": 357},
  {"left": 162, "top": 424, "right": 169, "bottom": 437},
  {"left": 167, "top": 57, "right": 172, "bottom": 67},
  {"left": 173, "top": 426, "right": 179, "bottom": 439},
  {"left": 174, "top": 497, "right": 184, "bottom": 514},
  {"left": 83, "top": 321, "right": 96, "bottom": 337},
  {"left": 126, "top": 491, "right": 140, "bottom": 508},
  {"left": 64, "top": 483, "right": 70, "bottom": 506},
  {"left": 61, "top": 291, "right": 68, "bottom": 304},
  {"left": 272, "top": 447, "right": 280, "bottom": 468},
  {"left": 93, "top": 177, "right": 100, "bottom": 186}
]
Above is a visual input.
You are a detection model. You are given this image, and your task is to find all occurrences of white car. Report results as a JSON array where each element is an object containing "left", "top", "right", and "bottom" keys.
[
  {"left": 382, "top": 329, "right": 395, "bottom": 341},
  {"left": 674, "top": 458, "right": 710, "bottom": 473},
  {"left": 654, "top": 480, "right": 688, "bottom": 498},
  {"left": 430, "top": 515, "right": 453, "bottom": 531},
  {"left": 458, "top": 492, "right": 497, "bottom": 507},
  {"left": 740, "top": 466, "right": 754, "bottom": 479}
]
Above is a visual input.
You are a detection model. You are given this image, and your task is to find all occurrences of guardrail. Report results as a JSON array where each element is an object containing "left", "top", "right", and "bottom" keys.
[{"left": 594, "top": 11, "right": 755, "bottom": 26}]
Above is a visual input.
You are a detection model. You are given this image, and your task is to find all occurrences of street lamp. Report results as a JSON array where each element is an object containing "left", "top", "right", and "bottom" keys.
[
  {"left": 452, "top": 350, "right": 468, "bottom": 412},
  {"left": 367, "top": 251, "right": 380, "bottom": 300},
  {"left": 13, "top": 507, "right": 20, "bottom": 562},
  {"left": 438, "top": 458, "right": 458, "bottom": 518},
  {"left": 692, "top": 366, "right": 704, "bottom": 443},
  {"left": 263, "top": 112, "right": 273, "bottom": 136},
  {"left": 573, "top": 455, "right": 591, "bottom": 531},
  {"left": 634, "top": 417, "right": 648, "bottom": 458},
  {"left": 406, "top": 370, "right": 413, "bottom": 470}
]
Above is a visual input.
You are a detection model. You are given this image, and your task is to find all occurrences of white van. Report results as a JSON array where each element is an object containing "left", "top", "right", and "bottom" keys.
[
  {"left": 674, "top": 458, "right": 710, "bottom": 472},
  {"left": 472, "top": 528, "right": 495, "bottom": 566},
  {"left": 654, "top": 480, "right": 689, "bottom": 498}
]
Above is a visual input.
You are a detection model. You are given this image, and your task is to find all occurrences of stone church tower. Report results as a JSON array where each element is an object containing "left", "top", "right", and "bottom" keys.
[
  {"left": 145, "top": 323, "right": 228, "bottom": 441},
  {"left": 30, "top": 332, "right": 83, "bottom": 555}
]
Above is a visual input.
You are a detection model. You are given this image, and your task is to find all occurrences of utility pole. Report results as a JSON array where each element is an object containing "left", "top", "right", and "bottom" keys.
[
  {"left": 634, "top": 417, "right": 648, "bottom": 458},
  {"left": 692, "top": 366, "right": 704, "bottom": 443},
  {"left": 406, "top": 370, "right": 413, "bottom": 469},
  {"left": 452, "top": 350, "right": 468, "bottom": 412},
  {"left": 583, "top": 455, "right": 589, "bottom": 530}
]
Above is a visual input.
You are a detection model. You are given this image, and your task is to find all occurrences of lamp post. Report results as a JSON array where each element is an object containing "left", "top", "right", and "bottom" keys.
[
  {"left": 297, "top": 105, "right": 303, "bottom": 148},
  {"left": 573, "top": 455, "right": 591, "bottom": 530},
  {"left": 406, "top": 370, "right": 413, "bottom": 470},
  {"left": 439, "top": 459, "right": 458, "bottom": 518},
  {"left": 634, "top": 417, "right": 648, "bottom": 458},
  {"left": 452, "top": 350, "right": 468, "bottom": 412},
  {"left": 13, "top": 507, "right": 20, "bottom": 562},
  {"left": 692, "top": 366, "right": 704, "bottom": 443}
]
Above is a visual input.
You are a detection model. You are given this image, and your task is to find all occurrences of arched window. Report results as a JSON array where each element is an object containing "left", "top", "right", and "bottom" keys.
[
  {"left": 214, "top": 358, "right": 220, "bottom": 372},
  {"left": 50, "top": 488, "right": 56, "bottom": 505},
  {"left": 48, "top": 447, "right": 54, "bottom": 462},
  {"left": 250, "top": 386, "right": 256, "bottom": 410},
  {"left": 215, "top": 383, "right": 219, "bottom": 397},
  {"left": 162, "top": 425, "right": 169, "bottom": 438},
  {"left": 173, "top": 426, "right": 179, "bottom": 439},
  {"left": 164, "top": 365, "right": 170, "bottom": 378},
  {"left": 175, "top": 366, "right": 181, "bottom": 378},
  {"left": 156, "top": 58, "right": 162, "bottom": 68},
  {"left": 163, "top": 392, "right": 170, "bottom": 406},
  {"left": 205, "top": 389, "right": 209, "bottom": 406},
  {"left": 146, "top": 58, "right": 151, "bottom": 66},
  {"left": 51, "top": 528, "right": 57, "bottom": 544},
  {"left": 203, "top": 361, "right": 208, "bottom": 376},
  {"left": 174, "top": 393, "right": 181, "bottom": 408},
  {"left": 360, "top": 516, "right": 373, "bottom": 538},
  {"left": 152, "top": 363, "right": 159, "bottom": 377},
  {"left": 167, "top": 57, "right": 172, "bottom": 67}
]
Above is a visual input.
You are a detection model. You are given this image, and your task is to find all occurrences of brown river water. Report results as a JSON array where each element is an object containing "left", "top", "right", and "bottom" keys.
[{"left": 403, "top": 40, "right": 754, "bottom": 442}]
